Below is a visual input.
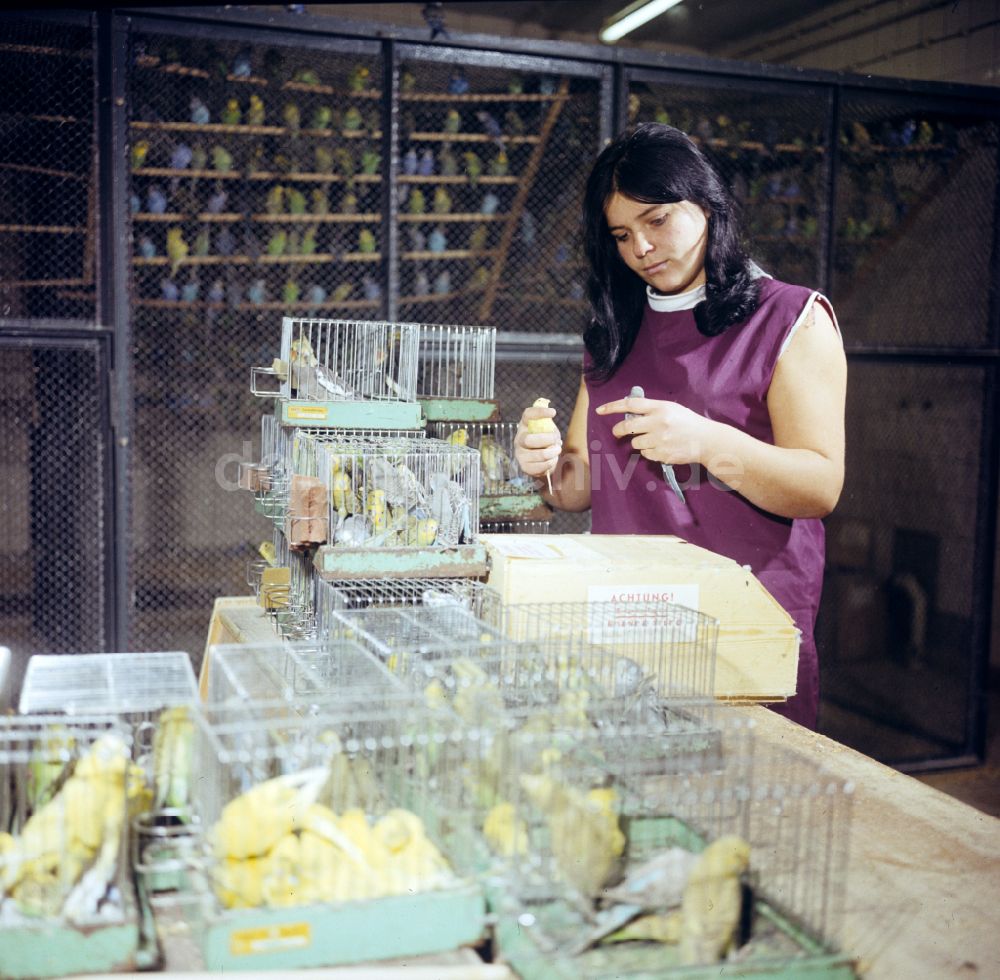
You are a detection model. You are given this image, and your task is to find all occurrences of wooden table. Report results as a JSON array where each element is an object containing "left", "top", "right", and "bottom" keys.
[
  {"left": 741, "top": 704, "right": 1000, "bottom": 979},
  {"left": 197, "top": 596, "right": 1000, "bottom": 978}
]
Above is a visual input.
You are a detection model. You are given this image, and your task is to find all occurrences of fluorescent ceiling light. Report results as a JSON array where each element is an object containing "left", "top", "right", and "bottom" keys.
[{"left": 600, "top": 0, "right": 683, "bottom": 43}]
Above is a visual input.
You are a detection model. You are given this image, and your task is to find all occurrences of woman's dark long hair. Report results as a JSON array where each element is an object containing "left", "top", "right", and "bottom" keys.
[{"left": 582, "top": 122, "right": 761, "bottom": 380}]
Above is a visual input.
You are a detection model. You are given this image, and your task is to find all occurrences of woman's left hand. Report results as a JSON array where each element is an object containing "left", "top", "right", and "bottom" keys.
[{"left": 595, "top": 394, "right": 708, "bottom": 466}]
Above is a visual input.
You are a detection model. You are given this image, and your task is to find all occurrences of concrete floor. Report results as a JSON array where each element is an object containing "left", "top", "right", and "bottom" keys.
[{"left": 913, "top": 674, "right": 1000, "bottom": 818}]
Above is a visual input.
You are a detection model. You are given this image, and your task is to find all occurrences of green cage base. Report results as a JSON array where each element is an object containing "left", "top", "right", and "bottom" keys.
[
  {"left": 419, "top": 398, "right": 500, "bottom": 423},
  {"left": 314, "top": 542, "right": 489, "bottom": 579},
  {"left": 487, "top": 812, "right": 857, "bottom": 980},
  {"left": 279, "top": 399, "right": 425, "bottom": 430},
  {"left": 199, "top": 881, "right": 485, "bottom": 972},
  {"left": 0, "top": 913, "right": 139, "bottom": 979},
  {"left": 480, "top": 493, "right": 552, "bottom": 523}
]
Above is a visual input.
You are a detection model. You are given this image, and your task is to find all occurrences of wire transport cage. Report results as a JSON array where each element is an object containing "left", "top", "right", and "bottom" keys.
[
  {"left": 183, "top": 698, "right": 487, "bottom": 970},
  {"left": 0, "top": 715, "right": 141, "bottom": 978},
  {"left": 252, "top": 317, "right": 424, "bottom": 430}
]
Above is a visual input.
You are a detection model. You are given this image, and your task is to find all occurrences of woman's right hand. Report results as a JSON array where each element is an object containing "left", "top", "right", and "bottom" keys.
[{"left": 514, "top": 402, "right": 563, "bottom": 479}]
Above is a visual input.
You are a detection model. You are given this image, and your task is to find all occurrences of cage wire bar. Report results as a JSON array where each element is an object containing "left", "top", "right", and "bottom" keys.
[
  {"left": 206, "top": 638, "right": 401, "bottom": 706},
  {"left": 184, "top": 698, "right": 486, "bottom": 944},
  {"left": 0, "top": 714, "right": 137, "bottom": 958},
  {"left": 253, "top": 317, "right": 420, "bottom": 405},
  {"left": 484, "top": 711, "right": 854, "bottom": 977},
  {"left": 316, "top": 435, "right": 481, "bottom": 550},
  {"left": 416, "top": 322, "right": 496, "bottom": 400}
]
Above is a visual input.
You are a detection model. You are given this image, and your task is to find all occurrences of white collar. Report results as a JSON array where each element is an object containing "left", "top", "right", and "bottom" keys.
[
  {"left": 646, "top": 283, "right": 705, "bottom": 312},
  {"left": 645, "top": 262, "right": 770, "bottom": 312}
]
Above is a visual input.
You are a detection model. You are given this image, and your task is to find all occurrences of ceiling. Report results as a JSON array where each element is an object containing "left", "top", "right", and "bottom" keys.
[{"left": 428, "top": 0, "right": 847, "bottom": 56}]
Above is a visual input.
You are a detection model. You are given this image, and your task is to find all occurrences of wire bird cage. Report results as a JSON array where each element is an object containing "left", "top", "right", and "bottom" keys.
[
  {"left": 252, "top": 317, "right": 423, "bottom": 430},
  {"left": 207, "top": 639, "right": 401, "bottom": 706},
  {"left": 312, "top": 435, "right": 487, "bottom": 579},
  {"left": 0, "top": 715, "right": 140, "bottom": 977},
  {"left": 184, "top": 700, "right": 486, "bottom": 970},
  {"left": 481, "top": 712, "right": 854, "bottom": 979},
  {"left": 430, "top": 420, "right": 551, "bottom": 525},
  {"left": 415, "top": 322, "right": 497, "bottom": 422}
]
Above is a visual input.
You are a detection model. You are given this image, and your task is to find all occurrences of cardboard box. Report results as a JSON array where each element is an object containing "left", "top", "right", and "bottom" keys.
[{"left": 481, "top": 533, "right": 800, "bottom": 703}]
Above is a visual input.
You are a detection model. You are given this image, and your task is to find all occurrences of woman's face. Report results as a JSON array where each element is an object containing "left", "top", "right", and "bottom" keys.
[{"left": 604, "top": 191, "right": 709, "bottom": 295}]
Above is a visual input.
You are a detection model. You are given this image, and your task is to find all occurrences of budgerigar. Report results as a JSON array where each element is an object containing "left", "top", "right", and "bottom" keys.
[
  {"left": 343, "top": 106, "right": 363, "bottom": 131},
  {"left": 488, "top": 148, "right": 509, "bottom": 177},
  {"left": 282, "top": 101, "right": 301, "bottom": 136},
  {"left": 432, "top": 186, "right": 452, "bottom": 214},
  {"left": 265, "top": 184, "right": 285, "bottom": 215},
  {"left": 360, "top": 148, "right": 380, "bottom": 174},
  {"left": 166, "top": 227, "right": 189, "bottom": 276},
  {"left": 245, "top": 94, "right": 265, "bottom": 127},
  {"left": 678, "top": 835, "right": 750, "bottom": 965},
  {"left": 463, "top": 151, "right": 482, "bottom": 184},
  {"left": 210, "top": 768, "right": 329, "bottom": 861},
  {"left": 483, "top": 801, "right": 529, "bottom": 858},
  {"left": 310, "top": 104, "right": 332, "bottom": 130},
  {"left": 211, "top": 144, "right": 233, "bottom": 172},
  {"left": 520, "top": 774, "right": 626, "bottom": 900},
  {"left": 310, "top": 188, "right": 329, "bottom": 215},
  {"left": 439, "top": 142, "right": 458, "bottom": 176},
  {"left": 358, "top": 228, "right": 377, "bottom": 253},
  {"left": 287, "top": 188, "right": 307, "bottom": 215},
  {"left": 131, "top": 139, "right": 150, "bottom": 169},
  {"left": 266, "top": 230, "right": 287, "bottom": 256},
  {"left": 152, "top": 706, "right": 195, "bottom": 813},
  {"left": 443, "top": 108, "right": 461, "bottom": 134},
  {"left": 407, "top": 187, "right": 426, "bottom": 215},
  {"left": 468, "top": 223, "right": 488, "bottom": 251},
  {"left": 403, "top": 147, "right": 419, "bottom": 176},
  {"left": 189, "top": 96, "right": 210, "bottom": 125},
  {"left": 347, "top": 64, "right": 370, "bottom": 93},
  {"left": 220, "top": 98, "right": 241, "bottom": 126}
]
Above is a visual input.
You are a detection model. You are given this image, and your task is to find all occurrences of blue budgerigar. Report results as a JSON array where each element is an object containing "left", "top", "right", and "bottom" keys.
[
  {"left": 160, "top": 278, "right": 179, "bottom": 302},
  {"left": 207, "top": 279, "right": 225, "bottom": 304},
  {"left": 170, "top": 142, "right": 193, "bottom": 170},
  {"left": 189, "top": 96, "right": 210, "bottom": 125},
  {"left": 403, "top": 148, "right": 419, "bottom": 176},
  {"left": 206, "top": 187, "right": 228, "bottom": 214},
  {"left": 428, "top": 226, "right": 447, "bottom": 252},
  {"left": 247, "top": 278, "right": 267, "bottom": 305},
  {"left": 433, "top": 269, "right": 451, "bottom": 294},
  {"left": 418, "top": 149, "right": 435, "bottom": 176},
  {"left": 479, "top": 191, "right": 500, "bottom": 215},
  {"left": 447, "top": 69, "right": 469, "bottom": 95},
  {"left": 181, "top": 278, "right": 200, "bottom": 303},
  {"left": 362, "top": 275, "right": 381, "bottom": 300},
  {"left": 475, "top": 110, "right": 504, "bottom": 147},
  {"left": 231, "top": 47, "right": 252, "bottom": 78},
  {"left": 137, "top": 235, "right": 156, "bottom": 258},
  {"left": 146, "top": 185, "right": 167, "bottom": 214},
  {"left": 306, "top": 283, "right": 327, "bottom": 305}
]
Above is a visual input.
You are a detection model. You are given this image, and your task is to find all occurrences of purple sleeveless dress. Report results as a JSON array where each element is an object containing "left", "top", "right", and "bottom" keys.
[{"left": 586, "top": 277, "right": 828, "bottom": 728}]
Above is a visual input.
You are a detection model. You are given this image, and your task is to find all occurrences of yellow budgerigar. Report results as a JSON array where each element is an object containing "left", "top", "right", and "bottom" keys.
[
  {"left": 520, "top": 773, "right": 625, "bottom": 900},
  {"left": 679, "top": 835, "right": 751, "bottom": 965}
]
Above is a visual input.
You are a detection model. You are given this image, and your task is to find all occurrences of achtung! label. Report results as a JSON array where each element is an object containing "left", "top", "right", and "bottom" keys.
[{"left": 230, "top": 921, "right": 311, "bottom": 956}]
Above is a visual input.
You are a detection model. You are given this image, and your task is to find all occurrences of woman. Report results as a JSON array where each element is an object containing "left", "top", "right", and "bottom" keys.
[{"left": 514, "top": 123, "right": 847, "bottom": 729}]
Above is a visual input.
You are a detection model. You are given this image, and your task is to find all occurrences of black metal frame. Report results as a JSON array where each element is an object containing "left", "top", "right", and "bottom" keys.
[{"left": 1, "top": 5, "right": 995, "bottom": 769}]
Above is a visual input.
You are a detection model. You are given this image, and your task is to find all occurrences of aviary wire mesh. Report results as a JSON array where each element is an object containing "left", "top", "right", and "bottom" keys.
[
  {"left": 0, "top": 15, "right": 97, "bottom": 322},
  {"left": 0, "top": 337, "right": 110, "bottom": 684}
]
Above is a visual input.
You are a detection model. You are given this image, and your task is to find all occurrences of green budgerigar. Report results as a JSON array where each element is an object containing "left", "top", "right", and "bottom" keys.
[
  {"left": 220, "top": 98, "right": 241, "bottom": 126},
  {"left": 333, "top": 147, "right": 355, "bottom": 178},
  {"left": 315, "top": 145, "right": 334, "bottom": 174},
  {"left": 358, "top": 228, "right": 377, "bottom": 253},
  {"left": 407, "top": 188, "right": 426, "bottom": 215},
  {"left": 300, "top": 227, "right": 318, "bottom": 256},
  {"left": 360, "top": 148, "right": 380, "bottom": 174},
  {"left": 347, "top": 64, "right": 370, "bottom": 93},
  {"left": 468, "top": 223, "right": 488, "bottom": 251},
  {"left": 245, "top": 94, "right": 266, "bottom": 127},
  {"left": 463, "top": 151, "right": 482, "bottom": 184},
  {"left": 265, "top": 184, "right": 285, "bottom": 215},
  {"left": 282, "top": 279, "right": 300, "bottom": 305},
  {"left": 343, "top": 106, "right": 363, "bottom": 131},
  {"left": 443, "top": 108, "right": 461, "bottom": 134},
  {"left": 432, "top": 186, "right": 452, "bottom": 215},
  {"left": 130, "top": 139, "right": 150, "bottom": 169},
  {"left": 311, "top": 104, "right": 333, "bottom": 131},
  {"left": 211, "top": 144, "right": 233, "bottom": 172},
  {"left": 283, "top": 101, "right": 301, "bottom": 135},
  {"left": 488, "top": 149, "right": 509, "bottom": 177},
  {"left": 310, "top": 188, "right": 329, "bottom": 215},
  {"left": 267, "top": 230, "right": 288, "bottom": 256},
  {"left": 287, "top": 188, "right": 307, "bottom": 215}
]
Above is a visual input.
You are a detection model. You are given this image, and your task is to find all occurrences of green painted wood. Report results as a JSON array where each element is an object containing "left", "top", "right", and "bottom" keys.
[
  {"left": 279, "top": 400, "right": 425, "bottom": 430},
  {"left": 419, "top": 398, "right": 500, "bottom": 423},
  {"left": 314, "top": 543, "right": 489, "bottom": 579},
  {"left": 200, "top": 881, "right": 485, "bottom": 971},
  {"left": 0, "top": 918, "right": 139, "bottom": 978}
]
